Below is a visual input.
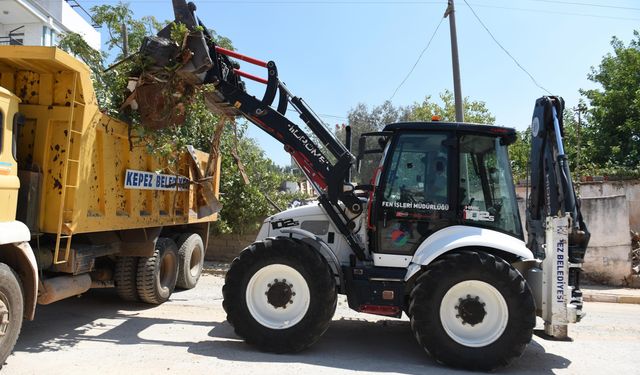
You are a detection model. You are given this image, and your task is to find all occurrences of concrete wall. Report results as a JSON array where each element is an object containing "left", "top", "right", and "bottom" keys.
[
  {"left": 517, "top": 179, "right": 638, "bottom": 286},
  {"left": 580, "top": 195, "right": 631, "bottom": 285},
  {"left": 580, "top": 180, "right": 640, "bottom": 233}
]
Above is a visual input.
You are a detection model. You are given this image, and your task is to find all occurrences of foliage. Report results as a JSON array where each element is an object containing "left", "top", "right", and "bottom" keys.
[
  {"left": 91, "top": 3, "right": 163, "bottom": 59},
  {"left": 215, "top": 124, "right": 307, "bottom": 234},
  {"left": 509, "top": 107, "right": 584, "bottom": 182},
  {"left": 580, "top": 30, "right": 640, "bottom": 169},
  {"left": 340, "top": 91, "right": 496, "bottom": 184},
  {"left": 57, "top": 32, "right": 112, "bottom": 108},
  {"left": 508, "top": 127, "right": 531, "bottom": 183},
  {"left": 407, "top": 90, "right": 496, "bottom": 124}
]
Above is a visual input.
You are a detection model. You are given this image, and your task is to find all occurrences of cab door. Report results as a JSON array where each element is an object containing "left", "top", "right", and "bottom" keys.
[
  {"left": 0, "top": 88, "right": 20, "bottom": 222},
  {"left": 373, "top": 132, "right": 456, "bottom": 255}
]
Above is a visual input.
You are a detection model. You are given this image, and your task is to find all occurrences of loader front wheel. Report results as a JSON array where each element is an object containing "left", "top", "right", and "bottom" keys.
[
  {"left": 409, "top": 250, "right": 535, "bottom": 371},
  {"left": 136, "top": 238, "right": 179, "bottom": 304},
  {"left": 222, "top": 238, "right": 336, "bottom": 353}
]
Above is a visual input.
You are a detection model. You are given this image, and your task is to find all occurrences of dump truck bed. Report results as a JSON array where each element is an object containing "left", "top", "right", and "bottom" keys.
[{"left": 0, "top": 46, "right": 219, "bottom": 235}]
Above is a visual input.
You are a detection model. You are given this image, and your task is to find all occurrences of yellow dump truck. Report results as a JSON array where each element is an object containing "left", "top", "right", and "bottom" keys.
[{"left": 0, "top": 46, "right": 220, "bottom": 365}]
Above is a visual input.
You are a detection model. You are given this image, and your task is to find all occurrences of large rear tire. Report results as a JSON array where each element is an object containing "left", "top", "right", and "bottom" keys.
[
  {"left": 0, "top": 263, "right": 23, "bottom": 369},
  {"left": 409, "top": 250, "right": 535, "bottom": 371},
  {"left": 115, "top": 256, "right": 140, "bottom": 302},
  {"left": 222, "top": 238, "right": 337, "bottom": 353},
  {"left": 176, "top": 233, "right": 205, "bottom": 290},
  {"left": 137, "top": 238, "right": 179, "bottom": 304}
]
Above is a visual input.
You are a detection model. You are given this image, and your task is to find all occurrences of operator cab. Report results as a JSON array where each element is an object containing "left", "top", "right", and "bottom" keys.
[{"left": 360, "top": 122, "right": 522, "bottom": 256}]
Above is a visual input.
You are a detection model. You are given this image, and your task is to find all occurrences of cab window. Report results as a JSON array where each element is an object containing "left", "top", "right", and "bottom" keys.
[
  {"left": 459, "top": 134, "right": 522, "bottom": 239},
  {"left": 383, "top": 133, "right": 450, "bottom": 208},
  {"left": 12, "top": 113, "right": 22, "bottom": 161}
]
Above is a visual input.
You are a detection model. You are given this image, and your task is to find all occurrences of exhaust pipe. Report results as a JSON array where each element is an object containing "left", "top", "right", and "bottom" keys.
[{"left": 37, "top": 274, "right": 92, "bottom": 305}]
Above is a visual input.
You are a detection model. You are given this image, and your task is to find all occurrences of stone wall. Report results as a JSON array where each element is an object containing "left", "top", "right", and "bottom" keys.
[{"left": 205, "top": 232, "right": 257, "bottom": 262}]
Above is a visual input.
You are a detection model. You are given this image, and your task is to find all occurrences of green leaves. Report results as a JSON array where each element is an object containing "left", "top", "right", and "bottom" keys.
[
  {"left": 407, "top": 90, "right": 496, "bottom": 124},
  {"left": 581, "top": 30, "right": 640, "bottom": 169},
  {"left": 342, "top": 91, "right": 496, "bottom": 184}
]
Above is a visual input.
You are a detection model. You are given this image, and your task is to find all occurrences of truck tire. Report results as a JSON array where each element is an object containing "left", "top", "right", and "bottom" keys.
[
  {"left": 136, "top": 238, "right": 179, "bottom": 304},
  {"left": 0, "top": 263, "right": 23, "bottom": 369},
  {"left": 409, "top": 250, "right": 535, "bottom": 371},
  {"left": 175, "top": 233, "right": 205, "bottom": 290},
  {"left": 115, "top": 257, "right": 140, "bottom": 302},
  {"left": 222, "top": 237, "right": 336, "bottom": 353}
]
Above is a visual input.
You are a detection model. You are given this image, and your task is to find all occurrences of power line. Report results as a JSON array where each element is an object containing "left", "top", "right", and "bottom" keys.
[
  {"left": 389, "top": 16, "right": 445, "bottom": 101},
  {"left": 526, "top": 0, "right": 640, "bottom": 12},
  {"left": 463, "top": 0, "right": 553, "bottom": 95},
  {"left": 470, "top": 2, "right": 640, "bottom": 21}
]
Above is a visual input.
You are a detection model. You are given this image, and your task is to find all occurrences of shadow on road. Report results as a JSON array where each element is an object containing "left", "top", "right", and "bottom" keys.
[
  {"left": 190, "top": 318, "right": 571, "bottom": 375},
  {"left": 14, "top": 288, "right": 570, "bottom": 375},
  {"left": 14, "top": 288, "right": 216, "bottom": 353}
]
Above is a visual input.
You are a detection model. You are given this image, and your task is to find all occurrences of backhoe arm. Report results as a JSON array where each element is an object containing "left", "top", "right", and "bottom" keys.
[{"left": 526, "top": 96, "right": 591, "bottom": 335}]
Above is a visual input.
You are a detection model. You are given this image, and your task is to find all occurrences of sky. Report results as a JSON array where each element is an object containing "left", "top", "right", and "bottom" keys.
[{"left": 88, "top": 0, "right": 640, "bottom": 166}]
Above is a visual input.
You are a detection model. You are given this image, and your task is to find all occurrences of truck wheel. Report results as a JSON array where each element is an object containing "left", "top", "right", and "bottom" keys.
[
  {"left": 222, "top": 238, "right": 336, "bottom": 353},
  {"left": 115, "top": 257, "right": 140, "bottom": 302},
  {"left": 175, "top": 233, "right": 205, "bottom": 290},
  {"left": 409, "top": 250, "right": 535, "bottom": 371},
  {"left": 0, "top": 263, "right": 23, "bottom": 369},
  {"left": 137, "top": 238, "right": 179, "bottom": 304}
]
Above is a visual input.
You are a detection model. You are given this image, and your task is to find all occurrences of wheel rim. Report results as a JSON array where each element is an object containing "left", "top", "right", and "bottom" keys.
[
  {"left": 439, "top": 280, "right": 508, "bottom": 347},
  {"left": 189, "top": 245, "right": 203, "bottom": 277},
  {"left": 160, "top": 252, "right": 177, "bottom": 289},
  {"left": 245, "top": 264, "right": 310, "bottom": 330},
  {"left": 0, "top": 293, "right": 9, "bottom": 337}
]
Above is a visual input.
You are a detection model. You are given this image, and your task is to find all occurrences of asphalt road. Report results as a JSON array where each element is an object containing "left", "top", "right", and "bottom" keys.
[{"left": 4, "top": 272, "right": 640, "bottom": 375}]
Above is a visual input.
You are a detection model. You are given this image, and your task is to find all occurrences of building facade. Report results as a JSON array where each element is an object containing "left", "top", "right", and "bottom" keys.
[{"left": 0, "top": 0, "right": 100, "bottom": 49}]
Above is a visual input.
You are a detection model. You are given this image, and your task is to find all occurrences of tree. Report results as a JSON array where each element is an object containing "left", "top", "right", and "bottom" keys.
[
  {"left": 407, "top": 90, "right": 496, "bottom": 124},
  {"left": 509, "top": 107, "right": 583, "bottom": 183},
  {"left": 340, "top": 92, "right": 496, "bottom": 184},
  {"left": 57, "top": 32, "right": 112, "bottom": 108},
  {"left": 581, "top": 30, "right": 640, "bottom": 169}
]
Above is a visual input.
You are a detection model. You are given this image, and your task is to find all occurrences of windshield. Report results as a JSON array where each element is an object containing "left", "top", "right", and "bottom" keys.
[{"left": 459, "top": 135, "right": 523, "bottom": 239}]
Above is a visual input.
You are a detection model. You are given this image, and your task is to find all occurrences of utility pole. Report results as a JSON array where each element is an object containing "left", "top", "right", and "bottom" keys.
[
  {"left": 573, "top": 104, "right": 587, "bottom": 177},
  {"left": 445, "top": 0, "right": 464, "bottom": 122}
]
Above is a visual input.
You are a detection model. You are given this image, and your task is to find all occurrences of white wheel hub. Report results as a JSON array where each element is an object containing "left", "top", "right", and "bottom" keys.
[
  {"left": 246, "top": 264, "right": 310, "bottom": 329},
  {"left": 439, "top": 280, "right": 508, "bottom": 347}
]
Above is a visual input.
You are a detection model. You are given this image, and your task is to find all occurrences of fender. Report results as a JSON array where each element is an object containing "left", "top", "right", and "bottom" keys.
[
  {"left": 0, "top": 222, "right": 38, "bottom": 320},
  {"left": 279, "top": 228, "right": 345, "bottom": 291},
  {"left": 0, "top": 221, "right": 31, "bottom": 245},
  {"left": 405, "top": 225, "right": 534, "bottom": 281}
]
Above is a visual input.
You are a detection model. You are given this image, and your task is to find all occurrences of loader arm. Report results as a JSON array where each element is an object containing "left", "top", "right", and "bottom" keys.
[{"left": 129, "top": 0, "right": 367, "bottom": 259}]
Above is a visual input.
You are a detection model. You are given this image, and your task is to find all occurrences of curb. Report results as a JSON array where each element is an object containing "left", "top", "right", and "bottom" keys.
[{"left": 583, "top": 293, "right": 640, "bottom": 304}]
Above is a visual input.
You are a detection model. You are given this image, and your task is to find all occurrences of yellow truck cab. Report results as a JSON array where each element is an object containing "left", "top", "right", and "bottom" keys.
[
  {"left": 0, "top": 84, "right": 39, "bottom": 367},
  {"left": 0, "top": 46, "right": 220, "bottom": 367}
]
